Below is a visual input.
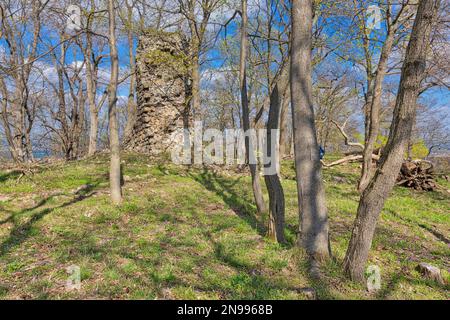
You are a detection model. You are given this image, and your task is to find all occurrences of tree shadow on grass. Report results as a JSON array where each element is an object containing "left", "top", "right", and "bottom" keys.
[
  {"left": 385, "top": 208, "right": 450, "bottom": 246},
  {"left": 167, "top": 208, "right": 324, "bottom": 299},
  {"left": 0, "top": 171, "right": 22, "bottom": 183},
  {"left": 404, "top": 188, "right": 450, "bottom": 202},
  {"left": 190, "top": 168, "right": 267, "bottom": 237},
  {"left": 191, "top": 199, "right": 331, "bottom": 299},
  {"left": 375, "top": 273, "right": 449, "bottom": 299},
  {"left": 0, "top": 184, "right": 98, "bottom": 257},
  {"left": 289, "top": 246, "right": 342, "bottom": 300},
  {"left": 0, "top": 195, "right": 61, "bottom": 225},
  {"left": 207, "top": 236, "right": 330, "bottom": 299},
  {"left": 375, "top": 273, "right": 402, "bottom": 299},
  {"left": 304, "top": 268, "right": 338, "bottom": 300}
]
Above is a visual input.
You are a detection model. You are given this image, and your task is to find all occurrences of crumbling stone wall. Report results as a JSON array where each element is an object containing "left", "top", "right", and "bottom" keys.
[{"left": 123, "top": 30, "right": 191, "bottom": 155}]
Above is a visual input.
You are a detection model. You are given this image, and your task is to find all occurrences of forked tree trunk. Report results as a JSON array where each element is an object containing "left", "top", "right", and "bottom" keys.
[
  {"left": 344, "top": 0, "right": 440, "bottom": 282},
  {"left": 1, "top": 2, "right": 41, "bottom": 163},
  {"left": 108, "top": 0, "right": 122, "bottom": 205},
  {"left": 291, "top": 0, "right": 330, "bottom": 261},
  {"left": 240, "top": 0, "right": 266, "bottom": 215},
  {"left": 265, "top": 83, "right": 286, "bottom": 243},
  {"left": 359, "top": 27, "right": 397, "bottom": 192}
]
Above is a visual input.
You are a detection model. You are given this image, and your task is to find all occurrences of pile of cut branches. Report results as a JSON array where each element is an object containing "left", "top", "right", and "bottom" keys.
[{"left": 396, "top": 160, "right": 436, "bottom": 191}]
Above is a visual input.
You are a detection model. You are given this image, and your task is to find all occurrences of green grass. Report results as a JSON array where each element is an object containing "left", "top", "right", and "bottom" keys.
[{"left": 0, "top": 153, "right": 448, "bottom": 300}]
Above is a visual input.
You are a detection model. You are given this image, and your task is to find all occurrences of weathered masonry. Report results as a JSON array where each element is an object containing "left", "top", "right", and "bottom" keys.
[{"left": 124, "top": 30, "right": 191, "bottom": 155}]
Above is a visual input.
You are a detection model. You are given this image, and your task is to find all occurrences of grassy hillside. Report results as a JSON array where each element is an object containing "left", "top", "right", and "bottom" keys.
[{"left": 0, "top": 153, "right": 448, "bottom": 299}]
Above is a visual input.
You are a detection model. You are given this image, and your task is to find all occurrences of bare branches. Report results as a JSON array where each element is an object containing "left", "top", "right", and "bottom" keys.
[{"left": 331, "top": 119, "right": 365, "bottom": 151}]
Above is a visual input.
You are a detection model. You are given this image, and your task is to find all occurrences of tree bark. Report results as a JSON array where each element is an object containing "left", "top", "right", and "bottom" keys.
[
  {"left": 191, "top": 51, "right": 201, "bottom": 120},
  {"left": 186, "top": 1, "right": 201, "bottom": 121},
  {"left": 344, "top": 0, "right": 440, "bottom": 282},
  {"left": 11, "top": 77, "right": 27, "bottom": 162},
  {"left": 74, "top": 82, "right": 85, "bottom": 159},
  {"left": 291, "top": 0, "right": 330, "bottom": 261},
  {"left": 86, "top": 6, "right": 98, "bottom": 157},
  {"left": 124, "top": 2, "right": 137, "bottom": 138},
  {"left": 279, "top": 87, "right": 290, "bottom": 158},
  {"left": 265, "top": 83, "right": 286, "bottom": 243},
  {"left": 240, "top": 0, "right": 266, "bottom": 215},
  {"left": 88, "top": 108, "right": 99, "bottom": 156},
  {"left": 108, "top": 0, "right": 122, "bottom": 205},
  {"left": 359, "top": 25, "right": 397, "bottom": 192}
]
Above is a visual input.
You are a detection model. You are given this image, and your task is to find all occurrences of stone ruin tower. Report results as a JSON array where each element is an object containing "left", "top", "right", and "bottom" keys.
[{"left": 123, "top": 30, "right": 191, "bottom": 155}]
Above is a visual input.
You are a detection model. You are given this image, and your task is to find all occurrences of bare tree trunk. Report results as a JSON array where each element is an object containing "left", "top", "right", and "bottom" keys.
[
  {"left": 191, "top": 52, "right": 201, "bottom": 120},
  {"left": 181, "top": 0, "right": 221, "bottom": 121},
  {"left": 0, "top": 77, "right": 19, "bottom": 161},
  {"left": 358, "top": 3, "right": 410, "bottom": 192},
  {"left": 25, "top": 124, "right": 34, "bottom": 161},
  {"left": 108, "top": 0, "right": 122, "bottom": 205},
  {"left": 86, "top": 16, "right": 98, "bottom": 157},
  {"left": 359, "top": 29, "right": 396, "bottom": 192},
  {"left": 240, "top": 0, "right": 266, "bottom": 215},
  {"left": 11, "top": 82, "right": 26, "bottom": 162},
  {"left": 291, "top": 0, "right": 330, "bottom": 261},
  {"left": 88, "top": 109, "right": 99, "bottom": 156},
  {"left": 74, "top": 84, "right": 85, "bottom": 158},
  {"left": 54, "top": 36, "right": 70, "bottom": 159},
  {"left": 187, "top": 1, "right": 201, "bottom": 121},
  {"left": 4, "top": 59, "right": 31, "bottom": 164},
  {"left": 265, "top": 83, "right": 286, "bottom": 243},
  {"left": 0, "top": 2, "right": 43, "bottom": 163},
  {"left": 279, "top": 87, "right": 290, "bottom": 158},
  {"left": 124, "top": 2, "right": 136, "bottom": 138},
  {"left": 344, "top": 0, "right": 440, "bottom": 282}
]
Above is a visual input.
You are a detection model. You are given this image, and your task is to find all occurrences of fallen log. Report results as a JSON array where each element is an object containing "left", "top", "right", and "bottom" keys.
[{"left": 321, "top": 154, "right": 380, "bottom": 168}]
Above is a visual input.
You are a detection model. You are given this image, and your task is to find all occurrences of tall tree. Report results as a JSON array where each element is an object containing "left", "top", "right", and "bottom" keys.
[
  {"left": 240, "top": 0, "right": 267, "bottom": 215},
  {"left": 264, "top": 82, "right": 286, "bottom": 243},
  {"left": 344, "top": 0, "right": 440, "bottom": 282},
  {"left": 121, "top": 0, "right": 137, "bottom": 139},
  {"left": 108, "top": 0, "right": 122, "bottom": 204},
  {"left": 279, "top": 87, "right": 291, "bottom": 158},
  {"left": 0, "top": 0, "right": 46, "bottom": 162},
  {"left": 358, "top": 1, "right": 411, "bottom": 192},
  {"left": 178, "top": 0, "right": 223, "bottom": 120},
  {"left": 41, "top": 31, "right": 86, "bottom": 161},
  {"left": 85, "top": 0, "right": 106, "bottom": 156},
  {"left": 291, "top": 0, "right": 330, "bottom": 260}
]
